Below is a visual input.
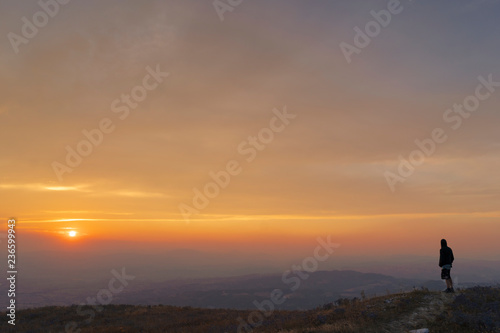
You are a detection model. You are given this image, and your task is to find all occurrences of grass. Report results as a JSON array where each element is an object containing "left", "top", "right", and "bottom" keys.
[
  {"left": 429, "top": 286, "right": 500, "bottom": 332},
  {"left": 1, "top": 287, "right": 499, "bottom": 332}
]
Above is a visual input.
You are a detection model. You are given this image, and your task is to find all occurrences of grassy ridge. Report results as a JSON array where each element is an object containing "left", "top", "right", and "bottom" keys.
[{"left": 1, "top": 287, "right": 499, "bottom": 332}]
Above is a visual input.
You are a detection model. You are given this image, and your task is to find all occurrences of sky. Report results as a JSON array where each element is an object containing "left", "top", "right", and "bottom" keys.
[{"left": 1, "top": 0, "right": 500, "bottom": 277}]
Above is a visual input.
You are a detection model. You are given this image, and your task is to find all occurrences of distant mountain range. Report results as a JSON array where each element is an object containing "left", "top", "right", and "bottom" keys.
[
  {"left": 3, "top": 269, "right": 480, "bottom": 310},
  {"left": 2, "top": 248, "right": 498, "bottom": 310},
  {"left": 110, "top": 269, "right": 469, "bottom": 310}
]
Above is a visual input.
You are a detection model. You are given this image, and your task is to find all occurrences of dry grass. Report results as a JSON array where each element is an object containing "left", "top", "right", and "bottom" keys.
[{"left": 1, "top": 287, "right": 499, "bottom": 333}]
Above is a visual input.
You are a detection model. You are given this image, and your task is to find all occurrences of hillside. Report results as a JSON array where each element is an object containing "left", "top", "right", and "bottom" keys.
[{"left": 2, "top": 286, "right": 499, "bottom": 332}]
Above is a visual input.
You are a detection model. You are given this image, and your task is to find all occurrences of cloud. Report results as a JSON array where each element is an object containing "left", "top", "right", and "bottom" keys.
[
  {"left": 106, "top": 191, "right": 168, "bottom": 198},
  {"left": 0, "top": 183, "right": 90, "bottom": 192},
  {"left": 0, "top": 0, "right": 499, "bottom": 251}
]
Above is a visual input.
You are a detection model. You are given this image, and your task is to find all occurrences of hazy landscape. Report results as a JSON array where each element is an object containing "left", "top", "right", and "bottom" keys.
[{"left": 2, "top": 246, "right": 499, "bottom": 310}]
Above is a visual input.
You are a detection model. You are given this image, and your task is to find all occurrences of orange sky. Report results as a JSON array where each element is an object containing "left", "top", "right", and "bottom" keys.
[{"left": 1, "top": 0, "right": 500, "bottom": 265}]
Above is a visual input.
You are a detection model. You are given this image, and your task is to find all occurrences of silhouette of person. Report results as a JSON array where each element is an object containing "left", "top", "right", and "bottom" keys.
[{"left": 439, "top": 239, "right": 454, "bottom": 293}]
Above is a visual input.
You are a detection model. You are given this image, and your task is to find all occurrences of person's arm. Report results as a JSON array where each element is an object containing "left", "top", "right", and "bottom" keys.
[
  {"left": 451, "top": 249, "right": 454, "bottom": 264},
  {"left": 439, "top": 249, "right": 443, "bottom": 267}
]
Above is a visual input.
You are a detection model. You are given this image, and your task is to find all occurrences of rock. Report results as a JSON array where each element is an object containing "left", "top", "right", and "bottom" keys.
[{"left": 409, "top": 329, "right": 429, "bottom": 333}]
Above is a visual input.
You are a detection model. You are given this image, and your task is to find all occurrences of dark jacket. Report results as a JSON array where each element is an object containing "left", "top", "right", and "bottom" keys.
[{"left": 439, "top": 246, "right": 454, "bottom": 267}]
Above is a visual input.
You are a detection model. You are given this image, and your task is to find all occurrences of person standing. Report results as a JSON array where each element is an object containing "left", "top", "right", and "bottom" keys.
[{"left": 439, "top": 239, "right": 454, "bottom": 293}]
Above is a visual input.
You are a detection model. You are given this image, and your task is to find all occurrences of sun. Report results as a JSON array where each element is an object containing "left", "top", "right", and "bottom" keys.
[{"left": 68, "top": 230, "right": 77, "bottom": 237}]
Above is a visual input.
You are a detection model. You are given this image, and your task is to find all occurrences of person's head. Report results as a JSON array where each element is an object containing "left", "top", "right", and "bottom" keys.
[{"left": 441, "top": 239, "right": 447, "bottom": 248}]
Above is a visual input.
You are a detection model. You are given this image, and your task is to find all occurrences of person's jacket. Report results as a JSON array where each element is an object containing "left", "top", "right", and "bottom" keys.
[{"left": 439, "top": 246, "right": 454, "bottom": 267}]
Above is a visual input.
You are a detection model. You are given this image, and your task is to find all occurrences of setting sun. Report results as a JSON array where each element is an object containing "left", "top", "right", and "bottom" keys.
[{"left": 68, "top": 230, "right": 77, "bottom": 237}]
